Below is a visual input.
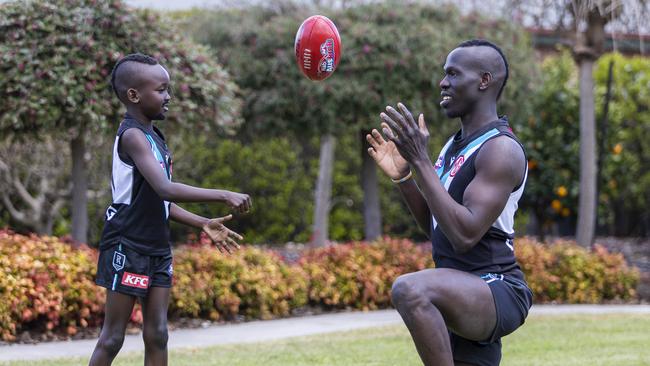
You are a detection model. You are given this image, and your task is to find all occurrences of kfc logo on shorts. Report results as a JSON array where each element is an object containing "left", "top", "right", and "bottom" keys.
[
  {"left": 449, "top": 155, "right": 465, "bottom": 177},
  {"left": 121, "top": 272, "right": 149, "bottom": 289}
]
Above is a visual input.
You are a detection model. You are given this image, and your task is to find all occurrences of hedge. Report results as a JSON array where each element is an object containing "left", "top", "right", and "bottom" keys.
[
  {"left": 0, "top": 230, "right": 103, "bottom": 341},
  {"left": 0, "top": 230, "right": 640, "bottom": 341},
  {"left": 515, "top": 237, "right": 639, "bottom": 303}
]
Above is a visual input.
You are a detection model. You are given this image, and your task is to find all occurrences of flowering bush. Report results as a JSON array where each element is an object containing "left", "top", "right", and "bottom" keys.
[
  {"left": 300, "top": 237, "right": 434, "bottom": 310},
  {"left": 0, "top": 230, "right": 103, "bottom": 341},
  {"left": 170, "top": 239, "right": 308, "bottom": 321},
  {"left": 0, "top": 231, "right": 640, "bottom": 342},
  {"left": 516, "top": 237, "right": 639, "bottom": 303}
]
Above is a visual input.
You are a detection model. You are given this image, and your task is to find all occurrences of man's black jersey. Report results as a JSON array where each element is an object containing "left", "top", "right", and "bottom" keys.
[
  {"left": 100, "top": 115, "right": 173, "bottom": 256},
  {"left": 430, "top": 118, "right": 527, "bottom": 279}
]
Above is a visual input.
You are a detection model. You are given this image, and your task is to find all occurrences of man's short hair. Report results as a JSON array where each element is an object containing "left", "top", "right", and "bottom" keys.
[
  {"left": 110, "top": 53, "right": 159, "bottom": 100},
  {"left": 457, "top": 39, "right": 509, "bottom": 100}
]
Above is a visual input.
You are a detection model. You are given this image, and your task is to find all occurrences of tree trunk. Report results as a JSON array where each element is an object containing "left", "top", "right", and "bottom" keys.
[
  {"left": 360, "top": 129, "right": 381, "bottom": 241},
  {"left": 312, "top": 134, "right": 335, "bottom": 247},
  {"left": 70, "top": 135, "right": 88, "bottom": 245},
  {"left": 575, "top": 58, "right": 597, "bottom": 248},
  {"left": 596, "top": 60, "right": 614, "bottom": 234}
]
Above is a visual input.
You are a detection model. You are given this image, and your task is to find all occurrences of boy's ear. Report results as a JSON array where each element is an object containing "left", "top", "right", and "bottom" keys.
[{"left": 127, "top": 88, "right": 140, "bottom": 103}]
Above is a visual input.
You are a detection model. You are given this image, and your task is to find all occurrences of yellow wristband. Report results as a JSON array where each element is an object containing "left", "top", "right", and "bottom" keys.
[{"left": 391, "top": 170, "right": 413, "bottom": 184}]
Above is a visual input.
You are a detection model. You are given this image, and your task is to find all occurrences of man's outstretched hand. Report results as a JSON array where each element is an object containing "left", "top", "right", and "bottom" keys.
[
  {"left": 366, "top": 124, "right": 410, "bottom": 180},
  {"left": 202, "top": 214, "right": 243, "bottom": 254}
]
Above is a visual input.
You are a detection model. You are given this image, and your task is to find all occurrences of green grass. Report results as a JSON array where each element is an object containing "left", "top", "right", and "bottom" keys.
[{"left": 3, "top": 314, "right": 650, "bottom": 366}]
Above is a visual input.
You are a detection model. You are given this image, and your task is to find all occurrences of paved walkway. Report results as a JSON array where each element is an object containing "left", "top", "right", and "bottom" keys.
[{"left": 1, "top": 305, "right": 649, "bottom": 362}]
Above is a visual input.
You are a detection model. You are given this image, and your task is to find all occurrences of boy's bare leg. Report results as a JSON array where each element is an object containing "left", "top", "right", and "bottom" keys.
[
  {"left": 89, "top": 290, "right": 136, "bottom": 366},
  {"left": 142, "top": 286, "right": 171, "bottom": 366}
]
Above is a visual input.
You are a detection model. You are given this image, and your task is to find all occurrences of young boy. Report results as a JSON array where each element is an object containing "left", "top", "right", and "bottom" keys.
[{"left": 90, "top": 53, "right": 251, "bottom": 365}]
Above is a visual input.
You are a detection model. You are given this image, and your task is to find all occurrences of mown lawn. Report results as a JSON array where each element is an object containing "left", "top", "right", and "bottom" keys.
[{"left": 3, "top": 313, "right": 649, "bottom": 366}]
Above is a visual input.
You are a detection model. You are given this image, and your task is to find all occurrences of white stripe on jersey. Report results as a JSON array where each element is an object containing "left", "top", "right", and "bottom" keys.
[
  {"left": 493, "top": 168, "right": 528, "bottom": 235},
  {"left": 111, "top": 135, "right": 134, "bottom": 205}
]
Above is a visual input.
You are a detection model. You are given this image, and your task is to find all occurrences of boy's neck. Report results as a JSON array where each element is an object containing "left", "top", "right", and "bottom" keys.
[{"left": 125, "top": 107, "right": 153, "bottom": 129}]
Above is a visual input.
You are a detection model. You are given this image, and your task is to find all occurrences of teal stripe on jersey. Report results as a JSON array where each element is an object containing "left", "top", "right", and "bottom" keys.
[
  {"left": 144, "top": 133, "right": 170, "bottom": 180},
  {"left": 435, "top": 138, "right": 454, "bottom": 178},
  {"left": 438, "top": 128, "right": 500, "bottom": 186}
]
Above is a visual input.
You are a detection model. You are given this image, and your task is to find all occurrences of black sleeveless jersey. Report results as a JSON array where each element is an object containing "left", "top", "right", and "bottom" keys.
[
  {"left": 99, "top": 115, "right": 173, "bottom": 255},
  {"left": 430, "top": 118, "right": 527, "bottom": 279}
]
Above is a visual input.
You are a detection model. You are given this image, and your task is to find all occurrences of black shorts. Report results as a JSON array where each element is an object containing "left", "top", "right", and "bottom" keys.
[
  {"left": 95, "top": 243, "right": 173, "bottom": 297},
  {"left": 450, "top": 273, "right": 533, "bottom": 366}
]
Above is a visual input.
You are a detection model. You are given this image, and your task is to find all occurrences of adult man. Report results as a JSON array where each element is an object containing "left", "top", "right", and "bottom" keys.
[{"left": 366, "top": 39, "right": 532, "bottom": 366}]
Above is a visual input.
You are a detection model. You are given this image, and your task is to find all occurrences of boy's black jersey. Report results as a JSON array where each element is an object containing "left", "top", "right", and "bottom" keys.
[
  {"left": 100, "top": 115, "right": 173, "bottom": 255},
  {"left": 430, "top": 118, "right": 527, "bottom": 279}
]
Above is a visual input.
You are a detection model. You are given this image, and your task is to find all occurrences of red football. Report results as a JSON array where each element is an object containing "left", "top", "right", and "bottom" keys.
[{"left": 294, "top": 15, "right": 341, "bottom": 81}]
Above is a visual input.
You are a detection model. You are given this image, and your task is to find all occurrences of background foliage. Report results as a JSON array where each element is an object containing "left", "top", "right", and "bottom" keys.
[
  {"left": 2, "top": 1, "right": 646, "bottom": 243},
  {"left": 0, "top": 0, "right": 241, "bottom": 137},
  {"left": 0, "top": 230, "right": 639, "bottom": 342},
  {"left": 168, "top": 2, "right": 539, "bottom": 243},
  {"left": 519, "top": 51, "right": 650, "bottom": 237}
]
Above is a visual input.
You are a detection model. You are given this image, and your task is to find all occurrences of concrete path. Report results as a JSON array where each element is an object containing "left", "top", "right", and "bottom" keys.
[{"left": 1, "top": 305, "right": 649, "bottom": 362}]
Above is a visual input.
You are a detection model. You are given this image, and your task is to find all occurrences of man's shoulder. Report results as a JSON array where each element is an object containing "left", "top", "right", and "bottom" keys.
[{"left": 475, "top": 135, "right": 526, "bottom": 183}]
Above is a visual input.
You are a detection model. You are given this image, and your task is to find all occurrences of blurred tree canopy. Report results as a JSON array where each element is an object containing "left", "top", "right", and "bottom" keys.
[
  {"left": 2, "top": 1, "right": 646, "bottom": 244},
  {"left": 594, "top": 53, "right": 650, "bottom": 236},
  {"left": 171, "top": 1, "right": 540, "bottom": 244},
  {"left": 519, "top": 51, "right": 650, "bottom": 237},
  {"left": 179, "top": 1, "right": 538, "bottom": 140}
]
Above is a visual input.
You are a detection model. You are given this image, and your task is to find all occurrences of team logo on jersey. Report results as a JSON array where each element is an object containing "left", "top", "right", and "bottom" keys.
[
  {"left": 449, "top": 155, "right": 465, "bottom": 177},
  {"left": 112, "top": 251, "right": 126, "bottom": 272},
  {"left": 434, "top": 155, "right": 444, "bottom": 170},
  {"left": 168, "top": 264, "right": 173, "bottom": 276},
  {"left": 121, "top": 272, "right": 149, "bottom": 289}
]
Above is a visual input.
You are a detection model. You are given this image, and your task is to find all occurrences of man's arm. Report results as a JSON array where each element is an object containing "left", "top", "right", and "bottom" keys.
[
  {"left": 365, "top": 126, "right": 432, "bottom": 237},
  {"left": 121, "top": 128, "right": 251, "bottom": 212},
  {"left": 411, "top": 136, "right": 525, "bottom": 253},
  {"left": 380, "top": 103, "right": 525, "bottom": 253}
]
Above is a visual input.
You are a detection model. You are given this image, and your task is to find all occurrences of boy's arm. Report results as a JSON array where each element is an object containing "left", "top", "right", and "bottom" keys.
[
  {"left": 121, "top": 128, "right": 252, "bottom": 213},
  {"left": 169, "top": 203, "right": 208, "bottom": 228},
  {"left": 170, "top": 203, "right": 243, "bottom": 254}
]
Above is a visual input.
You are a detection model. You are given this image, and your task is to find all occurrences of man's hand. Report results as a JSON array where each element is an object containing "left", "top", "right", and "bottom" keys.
[
  {"left": 224, "top": 192, "right": 252, "bottom": 214},
  {"left": 366, "top": 125, "right": 410, "bottom": 180},
  {"left": 380, "top": 103, "right": 431, "bottom": 165},
  {"left": 202, "top": 214, "right": 243, "bottom": 254}
]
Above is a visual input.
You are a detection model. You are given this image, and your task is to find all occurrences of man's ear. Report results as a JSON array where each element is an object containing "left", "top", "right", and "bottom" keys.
[
  {"left": 479, "top": 72, "right": 492, "bottom": 91},
  {"left": 127, "top": 88, "right": 139, "bottom": 103}
]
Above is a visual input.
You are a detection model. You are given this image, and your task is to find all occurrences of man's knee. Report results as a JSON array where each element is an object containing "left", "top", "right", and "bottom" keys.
[
  {"left": 97, "top": 332, "right": 125, "bottom": 355},
  {"left": 391, "top": 274, "right": 426, "bottom": 309},
  {"left": 143, "top": 324, "right": 168, "bottom": 350}
]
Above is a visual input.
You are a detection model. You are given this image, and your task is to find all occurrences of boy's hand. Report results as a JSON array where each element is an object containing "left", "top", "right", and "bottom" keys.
[
  {"left": 202, "top": 214, "right": 243, "bottom": 254},
  {"left": 225, "top": 192, "right": 252, "bottom": 213}
]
